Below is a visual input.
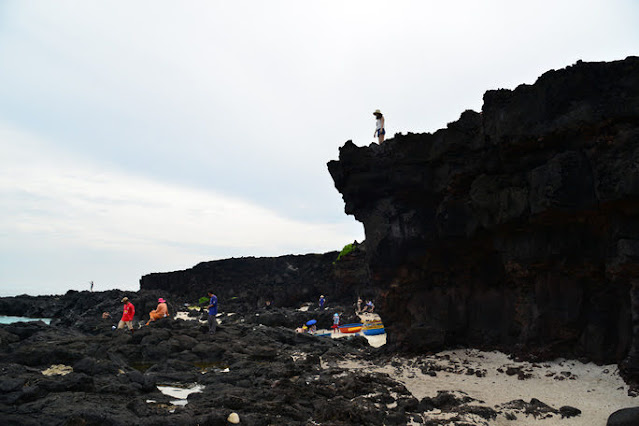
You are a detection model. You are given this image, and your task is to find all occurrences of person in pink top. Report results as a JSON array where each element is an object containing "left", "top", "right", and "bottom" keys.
[
  {"left": 146, "top": 297, "right": 169, "bottom": 325},
  {"left": 118, "top": 296, "right": 135, "bottom": 333}
]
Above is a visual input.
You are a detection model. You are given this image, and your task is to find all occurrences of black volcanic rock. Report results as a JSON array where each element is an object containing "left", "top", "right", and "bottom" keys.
[
  {"left": 0, "top": 308, "right": 413, "bottom": 425},
  {"left": 139, "top": 250, "right": 372, "bottom": 309},
  {"left": 608, "top": 407, "right": 639, "bottom": 425},
  {"left": 328, "top": 57, "right": 639, "bottom": 376}
]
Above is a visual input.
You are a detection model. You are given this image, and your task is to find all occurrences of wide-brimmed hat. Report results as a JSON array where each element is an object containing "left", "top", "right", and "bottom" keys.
[
  {"left": 373, "top": 109, "right": 382, "bottom": 115},
  {"left": 121, "top": 297, "right": 129, "bottom": 303},
  {"left": 158, "top": 298, "right": 166, "bottom": 303}
]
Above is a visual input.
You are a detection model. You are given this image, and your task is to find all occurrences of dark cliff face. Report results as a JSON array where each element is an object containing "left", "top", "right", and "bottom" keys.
[
  {"left": 328, "top": 57, "right": 639, "bottom": 372},
  {"left": 139, "top": 250, "right": 371, "bottom": 310}
]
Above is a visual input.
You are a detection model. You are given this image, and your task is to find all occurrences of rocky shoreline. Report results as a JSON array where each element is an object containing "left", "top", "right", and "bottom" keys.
[{"left": 0, "top": 290, "right": 637, "bottom": 425}]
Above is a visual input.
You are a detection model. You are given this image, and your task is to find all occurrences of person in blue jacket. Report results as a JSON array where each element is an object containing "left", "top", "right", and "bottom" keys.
[
  {"left": 318, "top": 295, "right": 326, "bottom": 310},
  {"left": 206, "top": 291, "right": 218, "bottom": 334}
]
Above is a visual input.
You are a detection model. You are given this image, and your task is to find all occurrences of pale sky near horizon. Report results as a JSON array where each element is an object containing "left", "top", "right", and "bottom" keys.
[{"left": 1, "top": 1, "right": 637, "bottom": 296}]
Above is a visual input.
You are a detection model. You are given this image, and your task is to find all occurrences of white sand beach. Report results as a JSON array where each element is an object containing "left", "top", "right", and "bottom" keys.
[
  {"left": 335, "top": 348, "right": 637, "bottom": 425},
  {"left": 172, "top": 309, "right": 633, "bottom": 423}
]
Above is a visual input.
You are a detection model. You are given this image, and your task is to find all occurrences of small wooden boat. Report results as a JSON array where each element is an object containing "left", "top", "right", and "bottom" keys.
[
  {"left": 363, "top": 323, "right": 384, "bottom": 330},
  {"left": 339, "top": 323, "right": 363, "bottom": 333},
  {"left": 363, "top": 328, "right": 385, "bottom": 336}
]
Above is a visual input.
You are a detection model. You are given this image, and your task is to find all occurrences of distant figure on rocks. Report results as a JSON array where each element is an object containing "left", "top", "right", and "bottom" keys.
[
  {"left": 118, "top": 297, "right": 135, "bottom": 333},
  {"left": 319, "top": 295, "right": 326, "bottom": 310},
  {"left": 146, "top": 298, "right": 169, "bottom": 325},
  {"left": 206, "top": 291, "right": 218, "bottom": 334},
  {"left": 90, "top": 281, "right": 94, "bottom": 292},
  {"left": 357, "top": 297, "right": 363, "bottom": 313},
  {"left": 373, "top": 109, "right": 385, "bottom": 143}
]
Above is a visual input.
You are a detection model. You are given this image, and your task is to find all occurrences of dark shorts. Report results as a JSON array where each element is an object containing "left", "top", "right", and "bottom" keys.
[
  {"left": 208, "top": 315, "right": 217, "bottom": 334},
  {"left": 375, "top": 128, "right": 386, "bottom": 137}
]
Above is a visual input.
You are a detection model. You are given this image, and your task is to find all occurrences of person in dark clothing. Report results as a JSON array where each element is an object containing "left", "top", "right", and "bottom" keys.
[{"left": 206, "top": 291, "right": 218, "bottom": 334}]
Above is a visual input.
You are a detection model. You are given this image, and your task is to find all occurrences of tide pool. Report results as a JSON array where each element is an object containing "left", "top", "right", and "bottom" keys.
[{"left": 0, "top": 315, "right": 51, "bottom": 325}]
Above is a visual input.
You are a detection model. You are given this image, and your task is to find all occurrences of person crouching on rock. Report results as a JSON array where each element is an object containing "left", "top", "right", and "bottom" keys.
[
  {"left": 362, "top": 300, "right": 375, "bottom": 313},
  {"left": 206, "top": 291, "right": 218, "bottom": 335},
  {"left": 146, "top": 297, "right": 169, "bottom": 325},
  {"left": 118, "top": 297, "right": 135, "bottom": 334}
]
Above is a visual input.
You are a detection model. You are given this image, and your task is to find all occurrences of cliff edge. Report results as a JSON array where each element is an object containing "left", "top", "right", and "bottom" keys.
[{"left": 328, "top": 57, "right": 639, "bottom": 379}]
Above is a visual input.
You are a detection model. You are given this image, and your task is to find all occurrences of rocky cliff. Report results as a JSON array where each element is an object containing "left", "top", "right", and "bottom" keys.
[
  {"left": 139, "top": 250, "right": 371, "bottom": 311},
  {"left": 328, "top": 57, "right": 639, "bottom": 376}
]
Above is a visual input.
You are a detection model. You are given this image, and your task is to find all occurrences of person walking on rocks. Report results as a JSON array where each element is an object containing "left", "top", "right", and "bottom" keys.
[
  {"left": 318, "top": 295, "right": 326, "bottom": 310},
  {"left": 206, "top": 291, "right": 218, "bottom": 334},
  {"left": 373, "top": 109, "right": 385, "bottom": 143},
  {"left": 118, "top": 297, "right": 135, "bottom": 333},
  {"left": 146, "top": 297, "right": 169, "bottom": 325}
]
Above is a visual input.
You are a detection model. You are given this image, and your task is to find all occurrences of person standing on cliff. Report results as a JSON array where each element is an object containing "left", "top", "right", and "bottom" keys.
[
  {"left": 373, "top": 109, "right": 385, "bottom": 143},
  {"left": 318, "top": 295, "right": 326, "bottom": 310},
  {"left": 206, "top": 291, "right": 218, "bottom": 334},
  {"left": 118, "top": 297, "right": 135, "bottom": 334}
]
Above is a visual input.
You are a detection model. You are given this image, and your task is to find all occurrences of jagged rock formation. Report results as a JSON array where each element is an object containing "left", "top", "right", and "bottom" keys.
[
  {"left": 140, "top": 250, "right": 370, "bottom": 310},
  {"left": 328, "top": 57, "right": 639, "bottom": 377}
]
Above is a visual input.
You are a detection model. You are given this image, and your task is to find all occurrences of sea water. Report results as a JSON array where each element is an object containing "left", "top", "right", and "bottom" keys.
[{"left": 0, "top": 315, "right": 51, "bottom": 325}]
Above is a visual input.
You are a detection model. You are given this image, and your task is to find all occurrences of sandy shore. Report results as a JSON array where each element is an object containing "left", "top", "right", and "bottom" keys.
[
  {"left": 154, "top": 310, "right": 635, "bottom": 423},
  {"left": 335, "top": 348, "right": 636, "bottom": 425}
]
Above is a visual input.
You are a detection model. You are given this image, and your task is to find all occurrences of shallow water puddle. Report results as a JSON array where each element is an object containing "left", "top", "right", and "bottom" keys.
[
  {"left": 156, "top": 383, "right": 205, "bottom": 406},
  {"left": 195, "top": 361, "right": 230, "bottom": 374}
]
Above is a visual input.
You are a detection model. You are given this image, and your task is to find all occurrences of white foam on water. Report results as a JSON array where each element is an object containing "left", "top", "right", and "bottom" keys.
[{"left": 0, "top": 315, "right": 51, "bottom": 325}]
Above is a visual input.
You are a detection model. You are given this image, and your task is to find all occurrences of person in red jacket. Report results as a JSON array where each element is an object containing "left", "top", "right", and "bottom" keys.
[{"left": 118, "top": 297, "right": 135, "bottom": 333}]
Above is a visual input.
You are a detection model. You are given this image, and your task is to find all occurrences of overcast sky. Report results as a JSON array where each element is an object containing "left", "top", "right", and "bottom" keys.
[{"left": 1, "top": 1, "right": 637, "bottom": 296}]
